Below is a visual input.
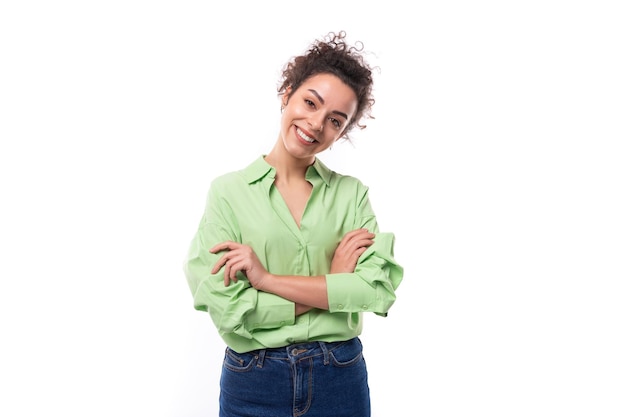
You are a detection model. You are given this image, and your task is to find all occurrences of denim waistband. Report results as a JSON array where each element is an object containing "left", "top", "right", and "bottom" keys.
[{"left": 245, "top": 338, "right": 358, "bottom": 367}]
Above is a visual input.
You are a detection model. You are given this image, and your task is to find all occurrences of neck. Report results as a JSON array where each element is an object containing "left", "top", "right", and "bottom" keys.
[{"left": 264, "top": 141, "right": 314, "bottom": 183}]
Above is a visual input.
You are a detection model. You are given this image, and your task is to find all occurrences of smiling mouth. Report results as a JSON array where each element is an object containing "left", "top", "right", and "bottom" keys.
[{"left": 296, "top": 127, "right": 316, "bottom": 143}]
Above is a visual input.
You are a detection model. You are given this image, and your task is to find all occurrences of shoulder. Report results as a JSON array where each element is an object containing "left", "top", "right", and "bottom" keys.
[
  {"left": 210, "top": 170, "right": 246, "bottom": 189},
  {"left": 314, "top": 158, "right": 368, "bottom": 192},
  {"left": 209, "top": 156, "right": 268, "bottom": 192},
  {"left": 329, "top": 170, "right": 369, "bottom": 194}
]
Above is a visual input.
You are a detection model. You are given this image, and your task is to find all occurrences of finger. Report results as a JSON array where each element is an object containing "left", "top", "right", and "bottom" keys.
[
  {"left": 226, "top": 259, "right": 241, "bottom": 284},
  {"left": 343, "top": 228, "right": 368, "bottom": 241},
  {"left": 337, "top": 230, "right": 366, "bottom": 250},
  {"left": 224, "top": 260, "right": 235, "bottom": 286},
  {"left": 222, "top": 260, "right": 229, "bottom": 285},
  {"left": 209, "top": 241, "right": 237, "bottom": 253},
  {"left": 353, "top": 231, "right": 375, "bottom": 240},
  {"left": 347, "top": 247, "right": 368, "bottom": 266},
  {"left": 211, "top": 254, "right": 230, "bottom": 274},
  {"left": 344, "top": 230, "right": 374, "bottom": 246},
  {"left": 230, "top": 266, "right": 239, "bottom": 282},
  {"left": 223, "top": 272, "right": 238, "bottom": 286},
  {"left": 343, "top": 236, "right": 374, "bottom": 253},
  {"left": 354, "top": 236, "right": 375, "bottom": 248},
  {"left": 355, "top": 246, "right": 368, "bottom": 257}
]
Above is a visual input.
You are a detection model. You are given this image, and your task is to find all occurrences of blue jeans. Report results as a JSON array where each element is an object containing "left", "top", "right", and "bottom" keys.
[{"left": 219, "top": 337, "right": 371, "bottom": 417}]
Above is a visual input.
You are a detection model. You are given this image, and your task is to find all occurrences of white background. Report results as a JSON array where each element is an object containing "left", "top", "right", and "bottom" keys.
[{"left": 1, "top": 1, "right": 625, "bottom": 416}]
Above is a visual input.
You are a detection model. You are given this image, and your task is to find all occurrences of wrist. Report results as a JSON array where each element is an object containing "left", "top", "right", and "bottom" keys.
[{"left": 256, "top": 272, "right": 275, "bottom": 292}]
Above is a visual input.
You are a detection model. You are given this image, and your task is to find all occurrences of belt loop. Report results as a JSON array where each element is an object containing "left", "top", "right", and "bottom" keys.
[
  {"left": 256, "top": 349, "right": 266, "bottom": 368},
  {"left": 319, "top": 341, "right": 330, "bottom": 365}
]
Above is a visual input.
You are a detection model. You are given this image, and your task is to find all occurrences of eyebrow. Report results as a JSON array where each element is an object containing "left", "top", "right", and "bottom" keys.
[{"left": 307, "top": 89, "right": 349, "bottom": 120}]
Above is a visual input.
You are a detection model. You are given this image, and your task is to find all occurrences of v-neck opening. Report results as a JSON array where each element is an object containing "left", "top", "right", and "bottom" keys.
[{"left": 272, "top": 182, "right": 313, "bottom": 230}]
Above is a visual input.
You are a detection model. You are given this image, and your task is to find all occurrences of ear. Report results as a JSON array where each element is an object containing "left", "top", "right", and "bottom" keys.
[{"left": 282, "top": 86, "right": 293, "bottom": 107}]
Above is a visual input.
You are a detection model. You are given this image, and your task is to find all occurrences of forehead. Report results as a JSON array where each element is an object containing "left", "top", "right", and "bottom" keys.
[{"left": 298, "top": 73, "right": 357, "bottom": 116}]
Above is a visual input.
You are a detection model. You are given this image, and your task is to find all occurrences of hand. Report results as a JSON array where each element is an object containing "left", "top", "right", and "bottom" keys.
[
  {"left": 330, "top": 229, "right": 375, "bottom": 274},
  {"left": 210, "top": 241, "right": 270, "bottom": 288}
]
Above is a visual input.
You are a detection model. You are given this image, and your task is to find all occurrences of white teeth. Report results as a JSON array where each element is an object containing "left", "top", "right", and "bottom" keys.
[{"left": 297, "top": 128, "right": 315, "bottom": 143}]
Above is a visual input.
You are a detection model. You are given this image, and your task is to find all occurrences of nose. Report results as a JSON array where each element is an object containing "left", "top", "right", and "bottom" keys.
[{"left": 308, "top": 113, "right": 324, "bottom": 132}]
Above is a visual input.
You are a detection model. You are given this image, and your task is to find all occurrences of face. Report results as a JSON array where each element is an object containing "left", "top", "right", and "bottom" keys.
[{"left": 279, "top": 73, "right": 358, "bottom": 161}]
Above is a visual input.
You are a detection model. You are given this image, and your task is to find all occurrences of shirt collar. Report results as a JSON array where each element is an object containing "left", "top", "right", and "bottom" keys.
[
  {"left": 307, "top": 158, "right": 332, "bottom": 187},
  {"left": 242, "top": 155, "right": 332, "bottom": 187},
  {"left": 242, "top": 156, "right": 275, "bottom": 184}
]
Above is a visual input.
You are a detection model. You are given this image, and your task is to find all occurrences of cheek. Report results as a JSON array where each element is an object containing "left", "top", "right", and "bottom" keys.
[
  {"left": 327, "top": 127, "right": 345, "bottom": 141},
  {"left": 280, "top": 110, "right": 291, "bottom": 125},
  {"left": 286, "top": 98, "right": 312, "bottom": 117},
  {"left": 280, "top": 113, "right": 294, "bottom": 137},
  {"left": 281, "top": 105, "right": 302, "bottom": 129}
]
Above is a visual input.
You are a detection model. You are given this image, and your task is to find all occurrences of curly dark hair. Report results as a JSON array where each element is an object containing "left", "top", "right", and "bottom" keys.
[{"left": 278, "top": 31, "right": 376, "bottom": 140}]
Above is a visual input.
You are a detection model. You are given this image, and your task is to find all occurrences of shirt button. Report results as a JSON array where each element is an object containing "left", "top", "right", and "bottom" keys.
[
  {"left": 337, "top": 304, "right": 344, "bottom": 310},
  {"left": 361, "top": 305, "right": 368, "bottom": 310}
]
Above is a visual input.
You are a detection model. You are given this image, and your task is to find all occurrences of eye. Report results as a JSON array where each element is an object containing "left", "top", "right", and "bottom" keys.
[
  {"left": 329, "top": 117, "right": 342, "bottom": 129},
  {"left": 304, "top": 99, "right": 316, "bottom": 108}
]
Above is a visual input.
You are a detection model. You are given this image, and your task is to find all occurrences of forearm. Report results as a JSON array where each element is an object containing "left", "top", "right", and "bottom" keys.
[
  {"left": 295, "top": 303, "right": 315, "bottom": 316},
  {"left": 261, "top": 274, "right": 329, "bottom": 310}
]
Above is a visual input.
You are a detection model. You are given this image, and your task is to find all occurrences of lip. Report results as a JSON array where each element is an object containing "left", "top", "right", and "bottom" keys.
[{"left": 295, "top": 126, "right": 317, "bottom": 145}]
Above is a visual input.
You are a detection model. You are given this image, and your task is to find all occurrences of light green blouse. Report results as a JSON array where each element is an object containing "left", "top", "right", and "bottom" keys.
[{"left": 184, "top": 156, "right": 403, "bottom": 353}]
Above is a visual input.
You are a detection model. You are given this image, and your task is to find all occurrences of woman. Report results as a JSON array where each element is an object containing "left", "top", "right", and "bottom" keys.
[{"left": 184, "top": 30, "right": 403, "bottom": 417}]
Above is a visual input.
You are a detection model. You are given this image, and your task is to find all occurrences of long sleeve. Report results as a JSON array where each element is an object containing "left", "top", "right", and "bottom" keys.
[
  {"left": 183, "top": 178, "right": 295, "bottom": 343},
  {"left": 325, "top": 183, "right": 404, "bottom": 316},
  {"left": 326, "top": 232, "right": 403, "bottom": 315},
  {"left": 183, "top": 156, "right": 404, "bottom": 353}
]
